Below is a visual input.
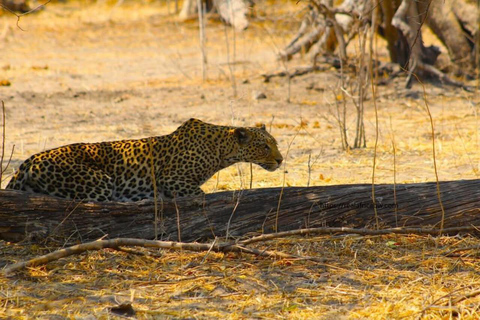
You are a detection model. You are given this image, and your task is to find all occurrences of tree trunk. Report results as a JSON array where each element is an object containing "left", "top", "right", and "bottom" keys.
[
  {"left": 283, "top": 0, "right": 478, "bottom": 85},
  {"left": 179, "top": 0, "right": 248, "bottom": 31},
  {"left": 214, "top": 0, "right": 249, "bottom": 31},
  {"left": 0, "top": 0, "right": 30, "bottom": 13},
  {"left": 179, "top": 0, "right": 198, "bottom": 20},
  {"left": 2, "top": 179, "right": 480, "bottom": 244},
  {"left": 426, "top": 0, "right": 477, "bottom": 71},
  {"left": 378, "top": 0, "right": 409, "bottom": 66}
]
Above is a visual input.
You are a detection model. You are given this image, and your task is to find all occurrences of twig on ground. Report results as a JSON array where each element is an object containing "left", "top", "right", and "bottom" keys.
[
  {"left": 232, "top": 226, "right": 480, "bottom": 247},
  {"left": 200, "top": 237, "right": 217, "bottom": 264},
  {"left": 421, "top": 288, "right": 480, "bottom": 316},
  {"left": 3, "top": 237, "right": 326, "bottom": 275},
  {"left": 262, "top": 65, "right": 323, "bottom": 83},
  {"left": 4, "top": 224, "right": 480, "bottom": 275},
  {"left": 113, "top": 246, "right": 164, "bottom": 258},
  {"left": 443, "top": 245, "right": 480, "bottom": 256},
  {"left": 450, "top": 289, "right": 480, "bottom": 305}
]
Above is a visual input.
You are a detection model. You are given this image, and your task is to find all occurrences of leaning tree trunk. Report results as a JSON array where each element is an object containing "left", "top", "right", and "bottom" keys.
[{"left": 2, "top": 179, "right": 480, "bottom": 244}]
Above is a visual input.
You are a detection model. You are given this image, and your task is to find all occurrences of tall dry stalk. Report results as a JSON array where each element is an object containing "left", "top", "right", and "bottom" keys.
[
  {"left": 215, "top": 171, "right": 220, "bottom": 192},
  {"left": 236, "top": 164, "right": 244, "bottom": 190},
  {"left": 389, "top": 116, "right": 398, "bottom": 227},
  {"left": 353, "top": 25, "right": 368, "bottom": 148},
  {"left": 0, "top": 101, "right": 5, "bottom": 188},
  {"left": 476, "top": 0, "right": 480, "bottom": 91},
  {"left": 328, "top": 17, "right": 369, "bottom": 151},
  {"left": 330, "top": 36, "right": 349, "bottom": 150},
  {"left": 259, "top": 23, "right": 291, "bottom": 102},
  {"left": 412, "top": 73, "right": 446, "bottom": 235},
  {"left": 332, "top": 90, "right": 348, "bottom": 150},
  {"left": 369, "top": 9, "right": 379, "bottom": 229},
  {"left": 148, "top": 138, "right": 160, "bottom": 240},
  {"left": 249, "top": 163, "right": 253, "bottom": 189},
  {"left": 173, "top": 193, "right": 182, "bottom": 242},
  {"left": 225, "top": 195, "right": 241, "bottom": 241},
  {"left": 454, "top": 124, "right": 479, "bottom": 177},
  {"left": 307, "top": 152, "right": 312, "bottom": 187},
  {"left": 197, "top": 0, "right": 207, "bottom": 81},
  {"left": 223, "top": 14, "right": 237, "bottom": 97},
  {"left": 0, "top": 101, "right": 14, "bottom": 189},
  {"left": 275, "top": 131, "right": 298, "bottom": 232},
  {"left": 306, "top": 152, "right": 321, "bottom": 188}
]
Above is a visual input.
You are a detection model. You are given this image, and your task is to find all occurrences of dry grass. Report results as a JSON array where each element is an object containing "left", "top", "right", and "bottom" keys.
[
  {"left": 2, "top": 235, "right": 480, "bottom": 318},
  {"left": 1, "top": 0, "right": 480, "bottom": 318}
]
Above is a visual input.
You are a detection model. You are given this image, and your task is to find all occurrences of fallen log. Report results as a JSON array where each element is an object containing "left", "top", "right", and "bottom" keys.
[{"left": 1, "top": 179, "right": 480, "bottom": 244}]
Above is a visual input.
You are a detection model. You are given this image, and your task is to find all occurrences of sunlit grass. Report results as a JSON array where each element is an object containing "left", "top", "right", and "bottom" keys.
[{"left": 1, "top": 0, "right": 480, "bottom": 318}]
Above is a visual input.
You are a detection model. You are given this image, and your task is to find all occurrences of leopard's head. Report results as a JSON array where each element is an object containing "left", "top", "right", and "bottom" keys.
[{"left": 231, "top": 124, "right": 283, "bottom": 172}]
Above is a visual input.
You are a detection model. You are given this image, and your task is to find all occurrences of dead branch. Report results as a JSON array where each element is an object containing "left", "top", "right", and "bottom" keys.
[
  {"left": 6, "top": 225, "right": 480, "bottom": 275},
  {"left": 262, "top": 65, "right": 326, "bottom": 82},
  {"left": 3, "top": 237, "right": 326, "bottom": 275},
  {"left": 262, "top": 56, "right": 358, "bottom": 82},
  {"left": 310, "top": 1, "right": 347, "bottom": 61},
  {"left": 234, "top": 226, "right": 480, "bottom": 247},
  {"left": 280, "top": 0, "right": 363, "bottom": 61},
  {"left": 280, "top": 24, "right": 325, "bottom": 61}
]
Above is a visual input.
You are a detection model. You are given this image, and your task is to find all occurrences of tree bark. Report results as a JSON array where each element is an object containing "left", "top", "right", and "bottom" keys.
[
  {"left": 2, "top": 179, "right": 480, "bottom": 244},
  {"left": 283, "top": 0, "right": 477, "bottom": 85},
  {"left": 378, "top": 0, "right": 408, "bottom": 66},
  {"left": 179, "top": 0, "right": 249, "bottom": 31},
  {"left": 426, "top": 0, "right": 477, "bottom": 70},
  {"left": 0, "top": 0, "right": 30, "bottom": 13}
]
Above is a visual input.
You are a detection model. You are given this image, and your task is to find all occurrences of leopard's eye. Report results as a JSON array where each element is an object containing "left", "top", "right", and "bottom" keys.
[{"left": 264, "top": 144, "right": 270, "bottom": 151}]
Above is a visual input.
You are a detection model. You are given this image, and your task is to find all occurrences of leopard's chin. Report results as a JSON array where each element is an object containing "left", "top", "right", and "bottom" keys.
[{"left": 258, "top": 163, "right": 280, "bottom": 172}]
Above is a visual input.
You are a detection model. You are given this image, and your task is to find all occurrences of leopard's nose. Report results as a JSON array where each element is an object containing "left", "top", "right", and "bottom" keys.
[{"left": 276, "top": 157, "right": 283, "bottom": 166}]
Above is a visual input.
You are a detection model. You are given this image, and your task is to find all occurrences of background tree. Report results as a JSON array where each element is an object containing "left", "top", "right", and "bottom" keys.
[{"left": 283, "top": 0, "right": 479, "bottom": 87}]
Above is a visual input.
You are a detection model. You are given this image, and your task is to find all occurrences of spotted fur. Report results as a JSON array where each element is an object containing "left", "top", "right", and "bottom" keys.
[{"left": 6, "top": 118, "right": 283, "bottom": 201}]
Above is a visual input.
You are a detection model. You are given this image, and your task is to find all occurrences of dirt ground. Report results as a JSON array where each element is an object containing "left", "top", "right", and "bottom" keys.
[{"left": 2, "top": 1, "right": 480, "bottom": 318}]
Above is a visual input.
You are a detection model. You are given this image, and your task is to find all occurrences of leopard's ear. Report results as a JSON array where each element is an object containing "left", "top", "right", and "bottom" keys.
[
  {"left": 255, "top": 123, "right": 266, "bottom": 131},
  {"left": 233, "top": 128, "right": 252, "bottom": 145}
]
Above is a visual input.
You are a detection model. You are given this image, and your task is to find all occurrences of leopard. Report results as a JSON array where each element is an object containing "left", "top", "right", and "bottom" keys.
[{"left": 6, "top": 118, "right": 283, "bottom": 202}]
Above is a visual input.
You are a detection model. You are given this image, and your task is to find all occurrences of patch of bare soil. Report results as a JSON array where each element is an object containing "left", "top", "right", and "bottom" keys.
[{"left": 1, "top": 1, "right": 480, "bottom": 318}]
